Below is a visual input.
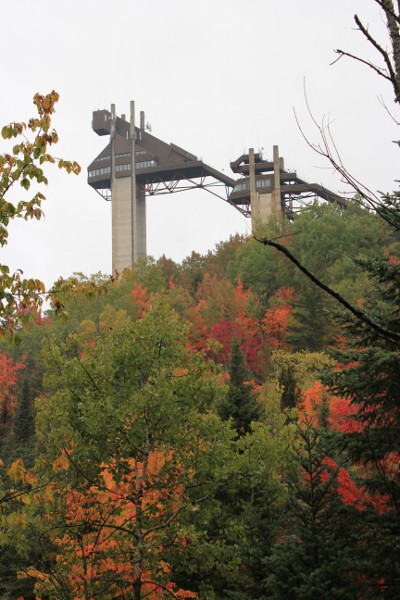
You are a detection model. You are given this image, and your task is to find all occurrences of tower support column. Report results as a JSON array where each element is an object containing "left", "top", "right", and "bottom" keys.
[
  {"left": 111, "top": 101, "right": 146, "bottom": 274},
  {"left": 249, "top": 146, "right": 283, "bottom": 233},
  {"left": 271, "top": 144, "right": 282, "bottom": 215}
]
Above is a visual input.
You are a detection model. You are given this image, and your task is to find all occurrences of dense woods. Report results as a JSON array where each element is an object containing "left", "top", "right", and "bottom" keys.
[
  {"left": 1, "top": 1, "right": 399, "bottom": 597},
  {"left": 0, "top": 195, "right": 398, "bottom": 598}
]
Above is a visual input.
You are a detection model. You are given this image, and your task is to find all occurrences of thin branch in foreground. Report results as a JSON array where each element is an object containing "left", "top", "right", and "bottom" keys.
[
  {"left": 378, "top": 94, "right": 400, "bottom": 124},
  {"left": 294, "top": 86, "right": 400, "bottom": 232},
  {"left": 355, "top": 14, "right": 398, "bottom": 86},
  {"left": 331, "top": 49, "right": 390, "bottom": 82}
]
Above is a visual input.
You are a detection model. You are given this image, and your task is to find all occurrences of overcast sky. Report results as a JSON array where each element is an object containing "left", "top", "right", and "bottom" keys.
[{"left": 1, "top": 0, "right": 398, "bottom": 287}]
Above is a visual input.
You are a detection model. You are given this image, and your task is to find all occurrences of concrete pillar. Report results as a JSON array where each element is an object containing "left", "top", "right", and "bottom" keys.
[
  {"left": 130, "top": 101, "right": 137, "bottom": 265},
  {"left": 136, "top": 189, "right": 146, "bottom": 258},
  {"left": 112, "top": 177, "right": 134, "bottom": 273},
  {"left": 249, "top": 148, "right": 257, "bottom": 231},
  {"left": 110, "top": 104, "right": 131, "bottom": 275},
  {"left": 109, "top": 101, "right": 147, "bottom": 271},
  {"left": 272, "top": 144, "right": 282, "bottom": 215},
  {"left": 132, "top": 103, "right": 146, "bottom": 260},
  {"left": 249, "top": 145, "right": 284, "bottom": 232}
]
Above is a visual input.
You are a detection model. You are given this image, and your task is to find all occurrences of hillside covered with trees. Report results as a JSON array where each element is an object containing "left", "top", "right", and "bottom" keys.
[
  {"left": 0, "top": 193, "right": 398, "bottom": 598},
  {"left": 0, "top": 0, "right": 399, "bottom": 597}
]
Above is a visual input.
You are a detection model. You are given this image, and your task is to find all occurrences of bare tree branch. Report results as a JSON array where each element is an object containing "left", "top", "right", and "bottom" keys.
[
  {"left": 334, "top": 2, "right": 400, "bottom": 104},
  {"left": 355, "top": 13, "right": 400, "bottom": 103},
  {"left": 332, "top": 49, "right": 391, "bottom": 82},
  {"left": 293, "top": 96, "right": 400, "bottom": 231},
  {"left": 378, "top": 94, "right": 400, "bottom": 123}
]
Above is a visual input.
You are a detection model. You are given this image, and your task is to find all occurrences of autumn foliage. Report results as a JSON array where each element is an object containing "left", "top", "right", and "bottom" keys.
[
  {"left": 28, "top": 450, "right": 198, "bottom": 599},
  {"left": 0, "top": 352, "right": 24, "bottom": 433},
  {"left": 1, "top": 204, "right": 400, "bottom": 597}
]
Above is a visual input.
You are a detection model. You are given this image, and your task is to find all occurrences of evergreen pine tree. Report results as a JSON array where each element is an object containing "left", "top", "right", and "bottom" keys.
[
  {"left": 278, "top": 362, "right": 300, "bottom": 412},
  {"left": 287, "top": 284, "right": 332, "bottom": 352},
  {"left": 14, "top": 375, "right": 35, "bottom": 444},
  {"left": 0, "top": 378, "right": 37, "bottom": 598},
  {"left": 13, "top": 374, "right": 36, "bottom": 468},
  {"left": 266, "top": 421, "right": 361, "bottom": 600},
  {"left": 324, "top": 227, "right": 400, "bottom": 594},
  {"left": 217, "top": 339, "right": 263, "bottom": 435}
]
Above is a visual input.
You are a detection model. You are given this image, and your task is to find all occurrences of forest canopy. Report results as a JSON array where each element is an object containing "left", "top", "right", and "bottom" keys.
[{"left": 0, "top": 191, "right": 399, "bottom": 598}]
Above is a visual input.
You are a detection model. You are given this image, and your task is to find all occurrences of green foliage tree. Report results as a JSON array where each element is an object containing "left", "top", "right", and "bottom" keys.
[
  {"left": 28, "top": 298, "right": 232, "bottom": 598},
  {"left": 181, "top": 251, "right": 207, "bottom": 295},
  {"left": 289, "top": 202, "right": 386, "bottom": 290},
  {"left": 277, "top": 361, "right": 300, "bottom": 412},
  {"left": 204, "top": 234, "right": 246, "bottom": 281},
  {"left": 0, "top": 542, "right": 37, "bottom": 600},
  {"left": 227, "top": 237, "right": 291, "bottom": 309},
  {"left": 287, "top": 283, "right": 332, "bottom": 352},
  {"left": 181, "top": 342, "right": 289, "bottom": 599},
  {"left": 157, "top": 253, "right": 181, "bottom": 286},
  {"left": 270, "top": 348, "right": 335, "bottom": 397},
  {"left": 11, "top": 374, "right": 36, "bottom": 474},
  {"left": 171, "top": 404, "right": 299, "bottom": 599}
]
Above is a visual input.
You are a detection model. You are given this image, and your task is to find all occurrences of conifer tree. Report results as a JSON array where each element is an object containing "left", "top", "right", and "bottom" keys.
[
  {"left": 266, "top": 421, "right": 361, "bottom": 600},
  {"left": 278, "top": 362, "right": 300, "bottom": 412},
  {"left": 287, "top": 284, "right": 332, "bottom": 352},
  {"left": 325, "top": 242, "right": 400, "bottom": 594},
  {"left": 217, "top": 339, "right": 263, "bottom": 435},
  {"left": 13, "top": 375, "right": 35, "bottom": 447},
  {"left": 256, "top": 2, "right": 400, "bottom": 590}
]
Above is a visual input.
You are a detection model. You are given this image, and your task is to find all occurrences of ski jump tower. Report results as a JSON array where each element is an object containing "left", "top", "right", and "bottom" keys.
[
  {"left": 88, "top": 101, "right": 345, "bottom": 274},
  {"left": 88, "top": 101, "right": 236, "bottom": 274}
]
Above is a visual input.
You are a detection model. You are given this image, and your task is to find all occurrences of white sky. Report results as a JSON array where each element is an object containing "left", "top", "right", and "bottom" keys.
[{"left": 1, "top": 0, "right": 398, "bottom": 287}]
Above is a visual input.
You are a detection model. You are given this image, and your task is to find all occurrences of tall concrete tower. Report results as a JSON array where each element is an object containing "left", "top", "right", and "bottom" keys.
[
  {"left": 88, "top": 103, "right": 147, "bottom": 273},
  {"left": 109, "top": 101, "right": 146, "bottom": 271}
]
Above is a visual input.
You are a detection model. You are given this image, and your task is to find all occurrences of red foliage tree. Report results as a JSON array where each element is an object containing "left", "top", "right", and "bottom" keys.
[
  {"left": 131, "top": 282, "right": 151, "bottom": 317},
  {"left": 0, "top": 353, "right": 24, "bottom": 434}
]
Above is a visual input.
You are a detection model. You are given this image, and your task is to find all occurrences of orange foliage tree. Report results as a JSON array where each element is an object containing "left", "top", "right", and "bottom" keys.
[
  {"left": 26, "top": 452, "right": 198, "bottom": 599},
  {"left": 262, "top": 287, "right": 295, "bottom": 350}
]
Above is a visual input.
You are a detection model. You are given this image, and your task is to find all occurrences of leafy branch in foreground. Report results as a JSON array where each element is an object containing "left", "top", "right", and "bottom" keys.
[{"left": 0, "top": 91, "right": 81, "bottom": 338}]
